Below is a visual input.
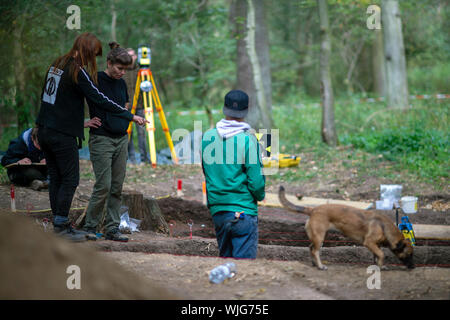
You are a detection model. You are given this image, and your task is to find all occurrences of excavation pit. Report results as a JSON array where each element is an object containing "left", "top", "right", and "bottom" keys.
[{"left": 89, "top": 197, "right": 450, "bottom": 268}]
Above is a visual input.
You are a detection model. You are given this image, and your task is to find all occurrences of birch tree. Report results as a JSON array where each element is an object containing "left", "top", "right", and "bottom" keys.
[
  {"left": 317, "top": 0, "right": 337, "bottom": 146},
  {"left": 381, "top": 0, "right": 409, "bottom": 108},
  {"left": 232, "top": 0, "right": 273, "bottom": 130}
]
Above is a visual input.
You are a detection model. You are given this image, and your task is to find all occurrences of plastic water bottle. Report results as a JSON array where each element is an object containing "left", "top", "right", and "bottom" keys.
[{"left": 209, "top": 262, "right": 237, "bottom": 284}]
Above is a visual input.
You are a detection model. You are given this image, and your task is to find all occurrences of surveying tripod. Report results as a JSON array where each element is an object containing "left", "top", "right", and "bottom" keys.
[{"left": 127, "top": 45, "right": 178, "bottom": 167}]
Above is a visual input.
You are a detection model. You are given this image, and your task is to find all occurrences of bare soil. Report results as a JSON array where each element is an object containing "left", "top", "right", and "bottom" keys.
[{"left": 0, "top": 159, "right": 449, "bottom": 300}]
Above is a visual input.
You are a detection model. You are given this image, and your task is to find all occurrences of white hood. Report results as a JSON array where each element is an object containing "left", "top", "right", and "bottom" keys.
[{"left": 216, "top": 119, "right": 251, "bottom": 139}]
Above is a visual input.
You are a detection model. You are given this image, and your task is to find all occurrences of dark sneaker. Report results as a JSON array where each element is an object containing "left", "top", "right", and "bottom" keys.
[
  {"left": 105, "top": 228, "right": 129, "bottom": 242},
  {"left": 54, "top": 223, "right": 87, "bottom": 242},
  {"left": 83, "top": 228, "right": 98, "bottom": 241}
]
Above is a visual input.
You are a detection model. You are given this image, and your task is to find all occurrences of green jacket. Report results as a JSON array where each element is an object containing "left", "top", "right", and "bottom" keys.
[{"left": 201, "top": 128, "right": 265, "bottom": 216}]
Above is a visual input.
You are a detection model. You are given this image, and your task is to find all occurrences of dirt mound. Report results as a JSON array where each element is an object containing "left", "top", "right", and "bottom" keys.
[{"left": 0, "top": 211, "right": 179, "bottom": 299}]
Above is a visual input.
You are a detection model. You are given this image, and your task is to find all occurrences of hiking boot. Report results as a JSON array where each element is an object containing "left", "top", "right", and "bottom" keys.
[
  {"left": 84, "top": 227, "right": 98, "bottom": 241},
  {"left": 105, "top": 228, "right": 129, "bottom": 242},
  {"left": 54, "top": 223, "right": 87, "bottom": 242}
]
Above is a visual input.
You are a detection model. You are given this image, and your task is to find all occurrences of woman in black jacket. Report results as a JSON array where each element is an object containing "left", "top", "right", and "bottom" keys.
[
  {"left": 83, "top": 42, "right": 138, "bottom": 242},
  {"left": 36, "top": 33, "right": 146, "bottom": 242}
]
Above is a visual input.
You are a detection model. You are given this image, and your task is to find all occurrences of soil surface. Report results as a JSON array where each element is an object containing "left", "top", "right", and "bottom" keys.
[{"left": 0, "top": 159, "right": 449, "bottom": 300}]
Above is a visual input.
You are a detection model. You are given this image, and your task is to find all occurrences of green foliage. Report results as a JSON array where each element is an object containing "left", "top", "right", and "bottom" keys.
[
  {"left": 0, "top": 166, "right": 8, "bottom": 184},
  {"left": 0, "top": 0, "right": 448, "bottom": 189},
  {"left": 270, "top": 95, "right": 448, "bottom": 187},
  {"left": 408, "top": 63, "right": 450, "bottom": 94},
  {"left": 0, "top": 0, "right": 448, "bottom": 118},
  {"left": 268, "top": 0, "right": 449, "bottom": 100},
  {"left": 273, "top": 100, "right": 323, "bottom": 151},
  {"left": 344, "top": 127, "right": 448, "bottom": 182},
  {"left": 0, "top": 127, "right": 18, "bottom": 150}
]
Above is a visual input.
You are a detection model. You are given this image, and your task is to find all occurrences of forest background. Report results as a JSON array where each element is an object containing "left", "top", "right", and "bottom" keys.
[{"left": 0, "top": 0, "right": 448, "bottom": 188}]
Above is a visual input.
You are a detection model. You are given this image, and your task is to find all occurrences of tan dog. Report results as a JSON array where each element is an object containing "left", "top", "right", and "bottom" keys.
[{"left": 278, "top": 186, "right": 414, "bottom": 270}]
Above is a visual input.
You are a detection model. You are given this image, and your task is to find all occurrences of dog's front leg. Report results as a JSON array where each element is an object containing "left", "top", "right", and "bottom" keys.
[{"left": 365, "top": 241, "right": 385, "bottom": 269}]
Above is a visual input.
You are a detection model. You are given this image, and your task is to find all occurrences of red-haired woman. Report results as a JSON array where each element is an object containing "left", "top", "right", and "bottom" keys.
[{"left": 36, "top": 33, "right": 146, "bottom": 242}]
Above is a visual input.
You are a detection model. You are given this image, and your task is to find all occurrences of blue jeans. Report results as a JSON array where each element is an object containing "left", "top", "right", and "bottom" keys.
[{"left": 212, "top": 211, "right": 258, "bottom": 259}]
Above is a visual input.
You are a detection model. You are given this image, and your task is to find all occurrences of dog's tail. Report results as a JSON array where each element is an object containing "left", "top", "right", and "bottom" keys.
[{"left": 278, "top": 186, "right": 313, "bottom": 216}]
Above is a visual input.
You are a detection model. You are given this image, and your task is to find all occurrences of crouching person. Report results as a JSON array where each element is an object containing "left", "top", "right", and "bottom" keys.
[
  {"left": 1, "top": 127, "right": 48, "bottom": 191},
  {"left": 201, "top": 90, "right": 265, "bottom": 259}
]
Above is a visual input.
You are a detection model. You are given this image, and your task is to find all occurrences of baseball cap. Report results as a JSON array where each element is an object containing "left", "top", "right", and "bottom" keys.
[{"left": 223, "top": 90, "right": 249, "bottom": 118}]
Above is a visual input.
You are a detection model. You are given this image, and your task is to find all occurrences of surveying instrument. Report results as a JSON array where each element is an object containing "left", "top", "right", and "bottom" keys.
[{"left": 127, "top": 45, "right": 178, "bottom": 167}]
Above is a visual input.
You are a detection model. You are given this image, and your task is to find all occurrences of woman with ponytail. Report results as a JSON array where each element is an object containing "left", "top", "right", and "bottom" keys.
[
  {"left": 36, "top": 33, "right": 146, "bottom": 242},
  {"left": 83, "top": 41, "right": 141, "bottom": 242}
]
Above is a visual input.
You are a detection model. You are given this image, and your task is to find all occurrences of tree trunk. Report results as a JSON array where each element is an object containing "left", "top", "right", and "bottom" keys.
[
  {"left": 122, "top": 190, "right": 169, "bottom": 233},
  {"left": 317, "top": 0, "right": 337, "bottom": 146},
  {"left": 233, "top": 0, "right": 273, "bottom": 130},
  {"left": 13, "top": 18, "right": 29, "bottom": 134},
  {"left": 110, "top": 0, "right": 117, "bottom": 42},
  {"left": 372, "top": 29, "right": 386, "bottom": 96},
  {"left": 381, "top": 0, "right": 409, "bottom": 108}
]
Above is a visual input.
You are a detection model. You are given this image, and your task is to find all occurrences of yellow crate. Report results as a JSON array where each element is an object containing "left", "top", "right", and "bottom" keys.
[{"left": 262, "top": 153, "right": 301, "bottom": 168}]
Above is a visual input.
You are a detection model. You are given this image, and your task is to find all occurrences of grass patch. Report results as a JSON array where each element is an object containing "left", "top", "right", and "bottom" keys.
[
  {"left": 271, "top": 96, "right": 448, "bottom": 188},
  {"left": 342, "top": 127, "right": 448, "bottom": 183}
]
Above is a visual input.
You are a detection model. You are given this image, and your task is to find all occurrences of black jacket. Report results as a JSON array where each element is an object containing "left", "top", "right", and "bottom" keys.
[
  {"left": 1, "top": 128, "right": 45, "bottom": 167},
  {"left": 86, "top": 71, "right": 132, "bottom": 138},
  {"left": 36, "top": 58, "right": 133, "bottom": 141}
]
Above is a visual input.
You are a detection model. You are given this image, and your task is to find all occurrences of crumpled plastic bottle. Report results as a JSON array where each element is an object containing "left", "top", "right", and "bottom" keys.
[{"left": 209, "top": 262, "right": 237, "bottom": 284}]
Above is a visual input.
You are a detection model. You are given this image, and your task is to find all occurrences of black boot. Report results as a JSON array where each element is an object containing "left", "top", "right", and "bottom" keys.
[{"left": 105, "top": 228, "right": 129, "bottom": 242}]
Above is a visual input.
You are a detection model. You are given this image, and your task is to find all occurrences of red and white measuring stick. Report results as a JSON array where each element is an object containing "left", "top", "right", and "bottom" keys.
[
  {"left": 177, "top": 179, "right": 183, "bottom": 197},
  {"left": 10, "top": 184, "right": 16, "bottom": 212}
]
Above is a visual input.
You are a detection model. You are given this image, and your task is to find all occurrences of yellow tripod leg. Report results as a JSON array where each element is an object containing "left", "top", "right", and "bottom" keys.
[
  {"left": 142, "top": 78, "right": 157, "bottom": 168},
  {"left": 127, "top": 73, "right": 142, "bottom": 141},
  {"left": 150, "top": 73, "right": 178, "bottom": 164}
]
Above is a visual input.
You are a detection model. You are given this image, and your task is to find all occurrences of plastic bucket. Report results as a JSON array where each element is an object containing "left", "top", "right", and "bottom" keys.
[{"left": 401, "top": 196, "right": 418, "bottom": 214}]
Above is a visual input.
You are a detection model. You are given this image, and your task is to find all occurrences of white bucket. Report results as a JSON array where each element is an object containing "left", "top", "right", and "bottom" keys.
[{"left": 401, "top": 196, "right": 418, "bottom": 214}]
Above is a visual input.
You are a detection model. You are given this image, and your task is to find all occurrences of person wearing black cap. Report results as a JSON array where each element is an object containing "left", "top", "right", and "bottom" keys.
[{"left": 201, "top": 90, "right": 266, "bottom": 259}]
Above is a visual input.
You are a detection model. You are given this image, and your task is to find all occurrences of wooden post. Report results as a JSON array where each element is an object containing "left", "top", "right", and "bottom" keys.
[{"left": 413, "top": 224, "right": 450, "bottom": 240}]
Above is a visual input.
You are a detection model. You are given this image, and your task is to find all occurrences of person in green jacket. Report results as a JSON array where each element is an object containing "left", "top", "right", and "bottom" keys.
[{"left": 201, "top": 90, "right": 265, "bottom": 259}]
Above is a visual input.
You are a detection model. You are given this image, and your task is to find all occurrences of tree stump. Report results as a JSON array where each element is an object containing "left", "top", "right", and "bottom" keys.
[{"left": 122, "top": 190, "right": 169, "bottom": 234}]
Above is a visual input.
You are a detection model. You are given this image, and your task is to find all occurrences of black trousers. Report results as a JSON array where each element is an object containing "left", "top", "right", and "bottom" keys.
[{"left": 38, "top": 127, "right": 79, "bottom": 223}]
